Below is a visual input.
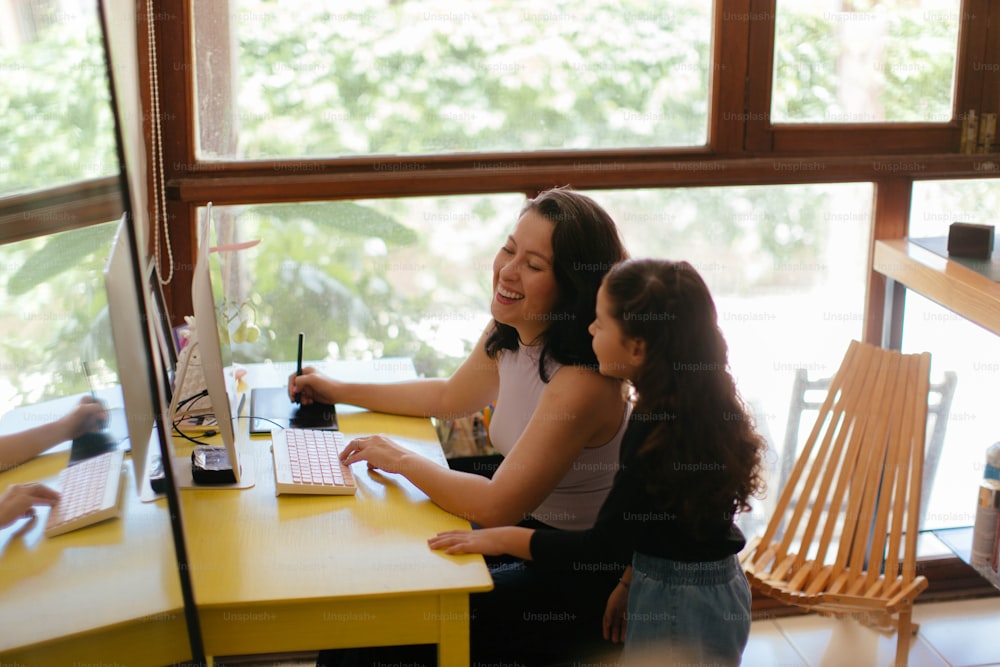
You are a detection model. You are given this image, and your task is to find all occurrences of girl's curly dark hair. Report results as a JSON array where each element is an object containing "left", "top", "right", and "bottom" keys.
[{"left": 603, "top": 258, "right": 766, "bottom": 533}]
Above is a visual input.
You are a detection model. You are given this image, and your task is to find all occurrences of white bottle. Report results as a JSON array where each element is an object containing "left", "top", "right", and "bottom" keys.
[
  {"left": 971, "top": 479, "right": 1000, "bottom": 568},
  {"left": 985, "top": 442, "right": 1000, "bottom": 482}
]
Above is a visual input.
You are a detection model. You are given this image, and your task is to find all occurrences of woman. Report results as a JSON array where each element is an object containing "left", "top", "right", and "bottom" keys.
[
  {"left": 294, "top": 187, "right": 632, "bottom": 664},
  {"left": 431, "top": 258, "right": 767, "bottom": 665}
]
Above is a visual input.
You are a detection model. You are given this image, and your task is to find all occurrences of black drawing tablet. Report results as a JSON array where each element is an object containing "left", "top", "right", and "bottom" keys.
[{"left": 249, "top": 386, "right": 338, "bottom": 434}]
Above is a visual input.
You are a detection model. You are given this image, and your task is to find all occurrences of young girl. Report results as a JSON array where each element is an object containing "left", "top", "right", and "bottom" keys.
[{"left": 430, "top": 258, "right": 767, "bottom": 666}]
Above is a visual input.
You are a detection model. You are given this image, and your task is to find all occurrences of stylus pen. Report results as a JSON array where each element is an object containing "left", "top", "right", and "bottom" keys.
[
  {"left": 82, "top": 361, "right": 98, "bottom": 400},
  {"left": 294, "top": 332, "right": 304, "bottom": 403}
]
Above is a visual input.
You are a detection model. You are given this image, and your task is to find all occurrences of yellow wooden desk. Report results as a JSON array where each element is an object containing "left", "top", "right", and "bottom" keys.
[
  {"left": 873, "top": 238, "right": 1000, "bottom": 346},
  {"left": 179, "top": 360, "right": 493, "bottom": 666},
  {"left": 0, "top": 448, "right": 190, "bottom": 666}
]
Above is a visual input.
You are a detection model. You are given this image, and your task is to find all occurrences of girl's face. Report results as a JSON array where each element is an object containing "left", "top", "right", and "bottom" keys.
[
  {"left": 589, "top": 284, "right": 643, "bottom": 381},
  {"left": 490, "top": 210, "right": 559, "bottom": 345}
]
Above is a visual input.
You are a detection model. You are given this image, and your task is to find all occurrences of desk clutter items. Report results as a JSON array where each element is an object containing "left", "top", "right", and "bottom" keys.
[
  {"left": 169, "top": 316, "right": 219, "bottom": 433},
  {"left": 435, "top": 404, "right": 495, "bottom": 459},
  {"left": 971, "top": 443, "right": 1000, "bottom": 571},
  {"left": 45, "top": 449, "right": 126, "bottom": 537},
  {"left": 986, "top": 441, "right": 1000, "bottom": 482},
  {"left": 947, "top": 222, "right": 995, "bottom": 260},
  {"left": 972, "top": 478, "right": 1000, "bottom": 573},
  {"left": 971, "top": 442, "right": 1000, "bottom": 574}
]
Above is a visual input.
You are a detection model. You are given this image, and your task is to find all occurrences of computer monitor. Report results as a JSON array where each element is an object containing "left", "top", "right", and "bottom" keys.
[
  {"left": 178, "top": 202, "right": 250, "bottom": 488},
  {"left": 97, "top": 0, "right": 206, "bottom": 664},
  {"left": 103, "top": 213, "right": 168, "bottom": 495},
  {"left": 148, "top": 262, "right": 179, "bottom": 403}
]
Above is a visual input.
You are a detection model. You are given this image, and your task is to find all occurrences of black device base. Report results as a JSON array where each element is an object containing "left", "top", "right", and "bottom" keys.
[{"left": 191, "top": 445, "right": 237, "bottom": 484}]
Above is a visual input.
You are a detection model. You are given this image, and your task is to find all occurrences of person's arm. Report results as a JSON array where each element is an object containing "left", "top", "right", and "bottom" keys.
[
  {"left": 0, "top": 397, "right": 106, "bottom": 472},
  {"left": 428, "top": 524, "right": 535, "bottom": 559},
  {"left": 430, "top": 419, "right": 643, "bottom": 565},
  {"left": 290, "top": 325, "right": 499, "bottom": 419},
  {"left": 603, "top": 565, "right": 631, "bottom": 643},
  {"left": 0, "top": 483, "right": 60, "bottom": 528},
  {"left": 342, "top": 365, "right": 625, "bottom": 527}
]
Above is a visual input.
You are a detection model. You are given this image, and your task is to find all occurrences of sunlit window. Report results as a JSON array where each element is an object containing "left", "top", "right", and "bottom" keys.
[
  {"left": 0, "top": 220, "right": 120, "bottom": 407},
  {"left": 206, "top": 182, "right": 874, "bottom": 533},
  {"left": 772, "top": 0, "right": 960, "bottom": 123},
  {"left": 0, "top": 0, "right": 116, "bottom": 197},
  {"left": 601, "top": 184, "right": 873, "bottom": 534},
  {"left": 905, "top": 179, "right": 1000, "bottom": 531},
  {"left": 909, "top": 179, "right": 1000, "bottom": 238},
  {"left": 193, "top": 0, "right": 712, "bottom": 159}
]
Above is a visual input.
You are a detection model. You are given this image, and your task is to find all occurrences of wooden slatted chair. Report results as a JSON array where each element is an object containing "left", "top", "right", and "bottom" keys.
[
  {"left": 740, "top": 340, "right": 931, "bottom": 667},
  {"left": 776, "top": 367, "right": 956, "bottom": 531}
]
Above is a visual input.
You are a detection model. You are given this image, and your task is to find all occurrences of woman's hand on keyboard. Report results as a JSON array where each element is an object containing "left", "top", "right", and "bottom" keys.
[
  {"left": 0, "top": 483, "right": 60, "bottom": 529},
  {"left": 339, "top": 434, "right": 411, "bottom": 475},
  {"left": 288, "top": 366, "right": 339, "bottom": 406}
]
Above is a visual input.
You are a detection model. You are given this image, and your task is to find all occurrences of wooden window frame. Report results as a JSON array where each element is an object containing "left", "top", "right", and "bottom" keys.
[{"left": 146, "top": 0, "right": 1000, "bottom": 330}]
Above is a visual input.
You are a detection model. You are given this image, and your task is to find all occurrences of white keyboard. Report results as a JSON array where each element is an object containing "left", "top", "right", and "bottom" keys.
[
  {"left": 45, "top": 449, "right": 126, "bottom": 538},
  {"left": 271, "top": 428, "right": 356, "bottom": 496}
]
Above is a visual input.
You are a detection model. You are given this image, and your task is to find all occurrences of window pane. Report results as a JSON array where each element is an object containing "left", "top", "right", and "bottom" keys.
[
  {"left": 601, "top": 184, "right": 873, "bottom": 534},
  {"left": 772, "top": 0, "right": 960, "bottom": 123},
  {"left": 901, "top": 295, "right": 1000, "bottom": 531},
  {"left": 194, "top": 0, "right": 711, "bottom": 159},
  {"left": 203, "top": 195, "right": 522, "bottom": 378},
  {"left": 907, "top": 179, "right": 1000, "bottom": 530},
  {"left": 0, "top": 0, "right": 117, "bottom": 196},
  {"left": 910, "top": 178, "right": 1000, "bottom": 238},
  {"left": 0, "top": 220, "right": 120, "bottom": 408}
]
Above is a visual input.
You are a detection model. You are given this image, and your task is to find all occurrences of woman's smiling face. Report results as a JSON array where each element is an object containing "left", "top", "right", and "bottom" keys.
[{"left": 490, "top": 209, "right": 559, "bottom": 345}]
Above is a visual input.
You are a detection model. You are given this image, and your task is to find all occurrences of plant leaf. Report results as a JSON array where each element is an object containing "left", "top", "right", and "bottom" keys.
[
  {"left": 249, "top": 202, "right": 417, "bottom": 245},
  {"left": 7, "top": 223, "right": 117, "bottom": 296}
]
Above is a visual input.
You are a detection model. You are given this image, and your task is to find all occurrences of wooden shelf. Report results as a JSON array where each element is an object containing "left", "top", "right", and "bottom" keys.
[{"left": 873, "top": 238, "right": 1000, "bottom": 337}]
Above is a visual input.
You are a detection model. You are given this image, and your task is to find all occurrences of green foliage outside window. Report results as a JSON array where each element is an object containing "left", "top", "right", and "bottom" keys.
[
  {"left": 0, "top": 19, "right": 116, "bottom": 196},
  {"left": 0, "top": 1, "right": 982, "bottom": 405},
  {"left": 225, "top": 0, "right": 710, "bottom": 158}
]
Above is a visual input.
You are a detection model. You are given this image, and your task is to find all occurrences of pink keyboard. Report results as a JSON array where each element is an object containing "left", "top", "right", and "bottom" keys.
[
  {"left": 271, "top": 428, "right": 356, "bottom": 496},
  {"left": 45, "top": 449, "right": 126, "bottom": 537}
]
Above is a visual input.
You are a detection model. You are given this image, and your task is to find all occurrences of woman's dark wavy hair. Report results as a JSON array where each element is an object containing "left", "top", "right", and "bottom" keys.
[
  {"left": 604, "top": 258, "right": 766, "bottom": 532},
  {"left": 485, "top": 187, "right": 628, "bottom": 381}
]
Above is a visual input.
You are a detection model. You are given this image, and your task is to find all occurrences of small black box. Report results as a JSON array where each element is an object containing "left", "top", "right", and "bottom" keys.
[
  {"left": 947, "top": 222, "right": 995, "bottom": 259},
  {"left": 191, "top": 445, "right": 237, "bottom": 484}
]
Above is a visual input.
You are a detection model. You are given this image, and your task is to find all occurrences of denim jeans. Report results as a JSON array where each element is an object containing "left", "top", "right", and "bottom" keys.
[{"left": 625, "top": 552, "right": 752, "bottom": 666}]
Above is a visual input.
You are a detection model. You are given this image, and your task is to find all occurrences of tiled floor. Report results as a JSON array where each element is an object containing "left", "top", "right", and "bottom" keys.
[
  {"left": 745, "top": 597, "right": 1000, "bottom": 667},
  {"left": 221, "top": 596, "right": 1000, "bottom": 667}
]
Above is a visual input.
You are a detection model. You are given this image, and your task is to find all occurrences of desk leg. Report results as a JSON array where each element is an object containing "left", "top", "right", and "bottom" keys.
[
  {"left": 436, "top": 594, "right": 471, "bottom": 667},
  {"left": 882, "top": 276, "right": 906, "bottom": 350}
]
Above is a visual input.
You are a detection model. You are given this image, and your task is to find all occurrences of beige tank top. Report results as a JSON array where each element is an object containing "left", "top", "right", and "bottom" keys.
[{"left": 489, "top": 342, "right": 629, "bottom": 530}]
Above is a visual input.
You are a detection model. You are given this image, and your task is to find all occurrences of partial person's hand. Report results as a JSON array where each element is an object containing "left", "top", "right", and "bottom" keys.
[
  {"left": 602, "top": 579, "right": 630, "bottom": 643},
  {"left": 61, "top": 396, "right": 109, "bottom": 439},
  {"left": 0, "top": 483, "right": 60, "bottom": 529},
  {"left": 428, "top": 528, "right": 508, "bottom": 556},
  {"left": 287, "top": 366, "right": 340, "bottom": 406},
  {"left": 338, "top": 434, "right": 411, "bottom": 474}
]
